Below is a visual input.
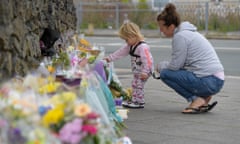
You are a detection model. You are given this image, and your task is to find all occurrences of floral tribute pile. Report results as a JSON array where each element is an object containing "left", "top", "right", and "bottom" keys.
[{"left": 0, "top": 33, "right": 132, "bottom": 144}]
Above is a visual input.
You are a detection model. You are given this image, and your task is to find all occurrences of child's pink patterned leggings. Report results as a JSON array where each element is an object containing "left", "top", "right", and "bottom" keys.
[{"left": 131, "top": 74, "right": 147, "bottom": 104}]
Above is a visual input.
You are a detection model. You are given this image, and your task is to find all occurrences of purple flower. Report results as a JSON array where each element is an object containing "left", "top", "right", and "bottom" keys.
[
  {"left": 59, "top": 118, "right": 86, "bottom": 144},
  {"left": 7, "top": 127, "right": 26, "bottom": 144}
]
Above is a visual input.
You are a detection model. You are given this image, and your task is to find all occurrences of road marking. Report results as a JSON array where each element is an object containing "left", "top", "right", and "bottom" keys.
[
  {"left": 115, "top": 68, "right": 240, "bottom": 78},
  {"left": 97, "top": 43, "right": 239, "bottom": 51},
  {"left": 226, "top": 75, "right": 240, "bottom": 79},
  {"left": 149, "top": 45, "right": 240, "bottom": 50},
  {"left": 97, "top": 43, "right": 123, "bottom": 46}
]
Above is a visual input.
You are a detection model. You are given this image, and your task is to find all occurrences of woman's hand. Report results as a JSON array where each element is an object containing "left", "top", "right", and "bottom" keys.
[{"left": 156, "top": 61, "right": 169, "bottom": 72}]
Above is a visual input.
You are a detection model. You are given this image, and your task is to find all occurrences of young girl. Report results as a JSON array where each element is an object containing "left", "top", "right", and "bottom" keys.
[{"left": 104, "top": 22, "right": 153, "bottom": 108}]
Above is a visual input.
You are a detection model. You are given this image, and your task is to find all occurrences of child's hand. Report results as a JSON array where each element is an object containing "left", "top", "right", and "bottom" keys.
[
  {"left": 103, "top": 57, "right": 110, "bottom": 63},
  {"left": 79, "top": 58, "right": 88, "bottom": 67},
  {"left": 140, "top": 73, "right": 149, "bottom": 80}
]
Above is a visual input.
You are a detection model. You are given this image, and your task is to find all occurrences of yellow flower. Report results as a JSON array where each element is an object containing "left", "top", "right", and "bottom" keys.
[
  {"left": 67, "top": 45, "right": 74, "bottom": 51},
  {"left": 48, "top": 94, "right": 61, "bottom": 105},
  {"left": 61, "top": 92, "right": 76, "bottom": 104},
  {"left": 78, "top": 46, "right": 90, "bottom": 53},
  {"left": 47, "top": 66, "right": 55, "bottom": 73},
  {"left": 42, "top": 107, "right": 64, "bottom": 127},
  {"left": 55, "top": 103, "right": 65, "bottom": 111},
  {"left": 74, "top": 103, "right": 91, "bottom": 117},
  {"left": 80, "top": 78, "right": 88, "bottom": 88},
  {"left": 79, "top": 38, "right": 90, "bottom": 47},
  {"left": 46, "top": 83, "right": 56, "bottom": 93},
  {"left": 38, "top": 82, "right": 61, "bottom": 94}
]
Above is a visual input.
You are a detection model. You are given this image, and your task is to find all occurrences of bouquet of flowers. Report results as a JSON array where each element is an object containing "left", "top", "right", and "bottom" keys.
[
  {"left": 40, "top": 91, "right": 105, "bottom": 144},
  {"left": 49, "top": 35, "right": 105, "bottom": 87},
  {"left": 103, "top": 62, "right": 132, "bottom": 101},
  {"left": 0, "top": 76, "right": 61, "bottom": 144},
  {"left": 0, "top": 71, "right": 132, "bottom": 144}
]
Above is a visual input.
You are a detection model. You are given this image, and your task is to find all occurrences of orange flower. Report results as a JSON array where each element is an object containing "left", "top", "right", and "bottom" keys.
[
  {"left": 79, "top": 39, "right": 90, "bottom": 47},
  {"left": 78, "top": 46, "right": 90, "bottom": 53},
  {"left": 74, "top": 103, "right": 91, "bottom": 117},
  {"left": 47, "top": 65, "right": 55, "bottom": 73}
]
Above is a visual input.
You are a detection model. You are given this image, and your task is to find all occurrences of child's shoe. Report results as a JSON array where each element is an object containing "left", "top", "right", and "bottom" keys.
[
  {"left": 152, "top": 71, "right": 161, "bottom": 79},
  {"left": 122, "top": 101, "right": 144, "bottom": 109}
]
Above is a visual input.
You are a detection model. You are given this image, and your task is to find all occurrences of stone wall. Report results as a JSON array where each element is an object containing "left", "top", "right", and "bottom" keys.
[{"left": 0, "top": 0, "right": 76, "bottom": 82}]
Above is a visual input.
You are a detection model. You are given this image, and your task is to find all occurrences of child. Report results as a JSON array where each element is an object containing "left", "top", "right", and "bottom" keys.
[{"left": 104, "top": 22, "right": 153, "bottom": 108}]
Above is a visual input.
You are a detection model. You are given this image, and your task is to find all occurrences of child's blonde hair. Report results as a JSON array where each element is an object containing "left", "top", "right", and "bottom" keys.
[{"left": 118, "top": 22, "right": 144, "bottom": 40}]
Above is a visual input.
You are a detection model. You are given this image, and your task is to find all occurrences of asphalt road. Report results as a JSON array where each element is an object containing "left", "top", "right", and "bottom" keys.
[
  {"left": 86, "top": 36, "right": 240, "bottom": 144},
  {"left": 86, "top": 36, "right": 240, "bottom": 77}
]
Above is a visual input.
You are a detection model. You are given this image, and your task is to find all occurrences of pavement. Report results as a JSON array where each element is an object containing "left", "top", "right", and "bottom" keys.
[{"left": 115, "top": 69, "right": 240, "bottom": 144}]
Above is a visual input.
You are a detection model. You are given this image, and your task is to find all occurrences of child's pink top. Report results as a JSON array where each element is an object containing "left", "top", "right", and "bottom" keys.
[{"left": 107, "top": 42, "right": 153, "bottom": 74}]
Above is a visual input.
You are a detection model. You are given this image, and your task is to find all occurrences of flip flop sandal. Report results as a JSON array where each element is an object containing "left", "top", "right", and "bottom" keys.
[
  {"left": 199, "top": 101, "right": 218, "bottom": 112},
  {"left": 182, "top": 107, "right": 207, "bottom": 114}
]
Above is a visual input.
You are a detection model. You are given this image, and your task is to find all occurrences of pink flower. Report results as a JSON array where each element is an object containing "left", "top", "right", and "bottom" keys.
[
  {"left": 86, "top": 112, "right": 100, "bottom": 119},
  {"left": 71, "top": 55, "right": 79, "bottom": 66},
  {"left": 82, "top": 124, "right": 98, "bottom": 135},
  {"left": 59, "top": 118, "right": 85, "bottom": 144}
]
